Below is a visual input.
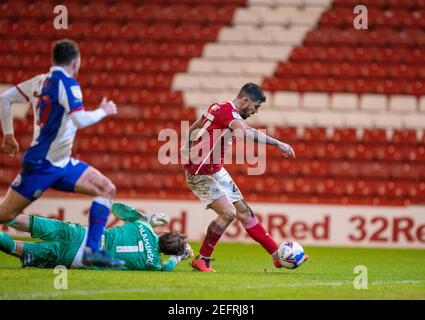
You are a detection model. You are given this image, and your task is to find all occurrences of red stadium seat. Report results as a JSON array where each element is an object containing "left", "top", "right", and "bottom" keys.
[
  {"left": 363, "top": 129, "right": 387, "bottom": 143},
  {"left": 332, "top": 128, "right": 358, "bottom": 143},
  {"left": 392, "top": 130, "right": 418, "bottom": 144},
  {"left": 303, "top": 127, "right": 328, "bottom": 142}
]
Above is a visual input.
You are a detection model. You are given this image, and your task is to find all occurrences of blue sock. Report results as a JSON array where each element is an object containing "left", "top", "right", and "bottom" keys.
[
  {"left": 0, "top": 232, "right": 16, "bottom": 254},
  {"left": 86, "top": 197, "right": 111, "bottom": 253}
]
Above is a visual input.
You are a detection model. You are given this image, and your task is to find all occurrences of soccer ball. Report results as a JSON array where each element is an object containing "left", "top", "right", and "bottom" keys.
[{"left": 277, "top": 241, "right": 307, "bottom": 269}]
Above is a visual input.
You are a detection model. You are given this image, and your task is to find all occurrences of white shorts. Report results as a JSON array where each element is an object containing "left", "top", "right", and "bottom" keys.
[{"left": 185, "top": 168, "right": 244, "bottom": 208}]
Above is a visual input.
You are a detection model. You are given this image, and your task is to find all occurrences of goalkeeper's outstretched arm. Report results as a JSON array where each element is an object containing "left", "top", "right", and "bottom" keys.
[
  {"left": 161, "top": 244, "right": 194, "bottom": 272},
  {"left": 162, "top": 255, "right": 184, "bottom": 272},
  {"left": 111, "top": 203, "right": 170, "bottom": 227},
  {"left": 111, "top": 203, "right": 149, "bottom": 222}
]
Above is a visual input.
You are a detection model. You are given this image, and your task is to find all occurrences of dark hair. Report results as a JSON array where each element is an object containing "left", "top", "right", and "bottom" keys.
[
  {"left": 158, "top": 232, "right": 188, "bottom": 255},
  {"left": 237, "top": 82, "right": 267, "bottom": 103},
  {"left": 52, "top": 39, "right": 80, "bottom": 65}
]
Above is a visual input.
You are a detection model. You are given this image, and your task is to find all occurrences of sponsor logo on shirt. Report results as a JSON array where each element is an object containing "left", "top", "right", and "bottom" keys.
[
  {"left": 11, "top": 174, "right": 22, "bottom": 187},
  {"left": 70, "top": 85, "right": 83, "bottom": 102},
  {"left": 33, "top": 189, "right": 43, "bottom": 199},
  {"left": 24, "top": 252, "right": 33, "bottom": 265}
]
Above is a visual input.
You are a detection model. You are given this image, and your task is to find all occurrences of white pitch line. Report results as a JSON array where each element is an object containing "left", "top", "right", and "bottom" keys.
[{"left": 1, "top": 280, "right": 424, "bottom": 300}]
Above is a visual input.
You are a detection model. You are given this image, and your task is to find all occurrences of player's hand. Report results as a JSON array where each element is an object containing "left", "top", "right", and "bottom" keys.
[
  {"left": 181, "top": 244, "right": 194, "bottom": 260},
  {"left": 278, "top": 142, "right": 295, "bottom": 159},
  {"left": 149, "top": 212, "right": 170, "bottom": 227},
  {"left": 1, "top": 134, "right": 19, "bottom": 157},
  {"left": 99, "top": 97, "right": 117, "bottom": 116}
]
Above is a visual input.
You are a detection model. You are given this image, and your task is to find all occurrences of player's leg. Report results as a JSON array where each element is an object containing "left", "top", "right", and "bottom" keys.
[
  {"left": 191, "top": 195, "right": 236, "bottom": 272},
  {"left": 0, "top": 188, "right": 32, "bottom": 225},
  {"left": 20, "top": 240, "right": 63, "bottom": 268},
  {"left": 73, "top": 166, "right": 115, "bottom": 251},
  {"left": 21, "top": 215, "right": 86, "bottom": 268},
  {"left": 0, "top": 214, "right": 66, "bottom": 261},
  {"left": 233, "top": 199, "right": 281, "bottom": 268},
  {"left": 200, "top": 195, "right": 236, "bottom": 251},
  {"left": 54, "top": 159, "right": 123, "bottom": 267},
  {"left": 6, "top": 214, "right": 30, "bottom": 232},
  {"left": 186, "top": 170, "right": 236, "bottom": 272},
  {"left": 216, "top": 168, "right": 282, "bottom": 268},
  {"left": 1, "top": 215, "right": 29, "bottom": 258}
]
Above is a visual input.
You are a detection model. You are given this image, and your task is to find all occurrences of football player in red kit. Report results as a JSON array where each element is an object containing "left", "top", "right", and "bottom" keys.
[{"left": 182, "top": 83, "right": 303, "bottom": 272}]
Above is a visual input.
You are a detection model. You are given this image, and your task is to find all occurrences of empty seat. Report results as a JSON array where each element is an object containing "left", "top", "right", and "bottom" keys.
[
  {"left": 363, "top": 129, "right": 387, "bottom": 143},
  {"left": 243, "top": 61, "right": 276, "bottom": 76},
  {"left": 262, "top": 9, "right": 293, "bottom": 25},
  {"left": 389, "top": 95, "right": 417, "bottom": 113},
  {"left": 203, "top": 44, "right": 232, "bottom": 58},
  {"left": 332, "top": 128, "right": 357, "bottom": 142},
  {"left": 272, "top": 27, "right": 310, "bottom": 45},
  {"left": 273, "top": 91, "right": 301, "bottom": 110},
  {"left": 233, "top": 8, "right": 260, "bottom": 25},
  {"left": 302, "top": 92, "right": 329, "bottom": 110},
  {"left": 188, "top": 59, "right": 215, "bottom": 73},
  {"left": 183, "top": 92, "right": 213, "bottom": 107},
  {"left": 172, "top": 74, "right": 199, "bottom": 90},
  {"left": 218, "top": 26, "right": 254, "bottom": 43},
  {"left": 284, "top": 112, "right": 316, "bottom": 127},
  {"left": 289, "top": 8, "right": 324, "bottom": 27},
  {"left": 248, "top": 110, "right": 286, "bottom": 126},
  {"left": 330, "top": 93, "right": 359, "bottom": 111},
  {"left": 374, "top": 114, "right": 403, "bottom": 129},
  {"left": 401, "top": 114, "right": 425, "bottom": 131},
  {"left": 360, "top": 94, "right": 388, "bottom": 112},
  {"left": 392, "top": 130, "right": 418, "bottom": 144},
  {"left": 341, "top": 113, "right": 374, "bottom": 129},
  {"left": 315, "top": 112, "right": 344, "bottom": 128},
  {"left": 258, "top": 45, "right": 293, "bottom": 61}
]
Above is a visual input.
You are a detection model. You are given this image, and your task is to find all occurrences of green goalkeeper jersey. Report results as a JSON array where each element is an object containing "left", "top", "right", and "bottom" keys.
[
  {"left": 21, "top": 204, "right": 181, "bottom": 271},
  {"left": 101, "top": 219, "right": 163, "bottom": 271}
]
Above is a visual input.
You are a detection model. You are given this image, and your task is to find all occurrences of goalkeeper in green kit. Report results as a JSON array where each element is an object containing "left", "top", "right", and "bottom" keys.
[{"left": 0, "top": 203, "right": 193, "bottom": 271}]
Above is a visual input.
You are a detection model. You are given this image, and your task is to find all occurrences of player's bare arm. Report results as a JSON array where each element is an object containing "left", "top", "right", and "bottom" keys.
[
  {"left": 70, "top": 97, "right": 117, "bottom": 129},
  {"left": 230, "top": 119, "right": 295, "bottom": 158},
  {"left": 0, "top": 86, "right": 28, "bottom": 157}
]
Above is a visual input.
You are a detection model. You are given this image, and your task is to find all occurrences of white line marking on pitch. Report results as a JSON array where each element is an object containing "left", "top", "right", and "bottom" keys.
[{"left": 1, "top": 280, "right": 424, "bottom": 299}]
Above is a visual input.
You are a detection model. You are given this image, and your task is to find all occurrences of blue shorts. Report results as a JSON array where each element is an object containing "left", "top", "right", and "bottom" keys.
[{"left": 11, "top": 158, "right": 89, "bottom": 201}]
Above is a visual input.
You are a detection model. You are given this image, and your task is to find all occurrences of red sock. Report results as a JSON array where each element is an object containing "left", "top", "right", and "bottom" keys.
[
  {"left": 199, "top": 220, "right": 225, "bottom": 258},
  {"left": 244, "top": 218, "right": 278, "bottom": 255}
]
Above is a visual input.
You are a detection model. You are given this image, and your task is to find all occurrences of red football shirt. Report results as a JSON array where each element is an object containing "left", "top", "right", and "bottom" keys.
[{"left": 184, "top": 101, "right": 242, "bottom": 175}]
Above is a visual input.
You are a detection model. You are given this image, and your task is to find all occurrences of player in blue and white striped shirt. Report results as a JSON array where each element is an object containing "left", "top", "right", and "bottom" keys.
[{"left": 0, "top": 39, "right": 124, "bottom": 268}]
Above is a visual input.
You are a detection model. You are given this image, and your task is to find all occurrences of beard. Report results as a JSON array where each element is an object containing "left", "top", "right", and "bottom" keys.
[{"left": 239, "top": 110, "right": 249, "bottom": 119}]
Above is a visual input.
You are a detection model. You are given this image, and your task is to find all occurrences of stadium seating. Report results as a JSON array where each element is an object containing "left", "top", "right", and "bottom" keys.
[{"left": 0, "top": 0, "right": 424, "bottom": 206}]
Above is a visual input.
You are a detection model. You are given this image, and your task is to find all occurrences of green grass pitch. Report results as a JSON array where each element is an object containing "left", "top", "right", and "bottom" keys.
[{"left": 0, "top": 242, "right": 424, "bottom": 300}]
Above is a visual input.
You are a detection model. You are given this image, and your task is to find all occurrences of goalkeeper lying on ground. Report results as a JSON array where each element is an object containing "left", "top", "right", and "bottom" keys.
[{"left": 0, "top": 203, "right": 193, "bottom": 271}]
